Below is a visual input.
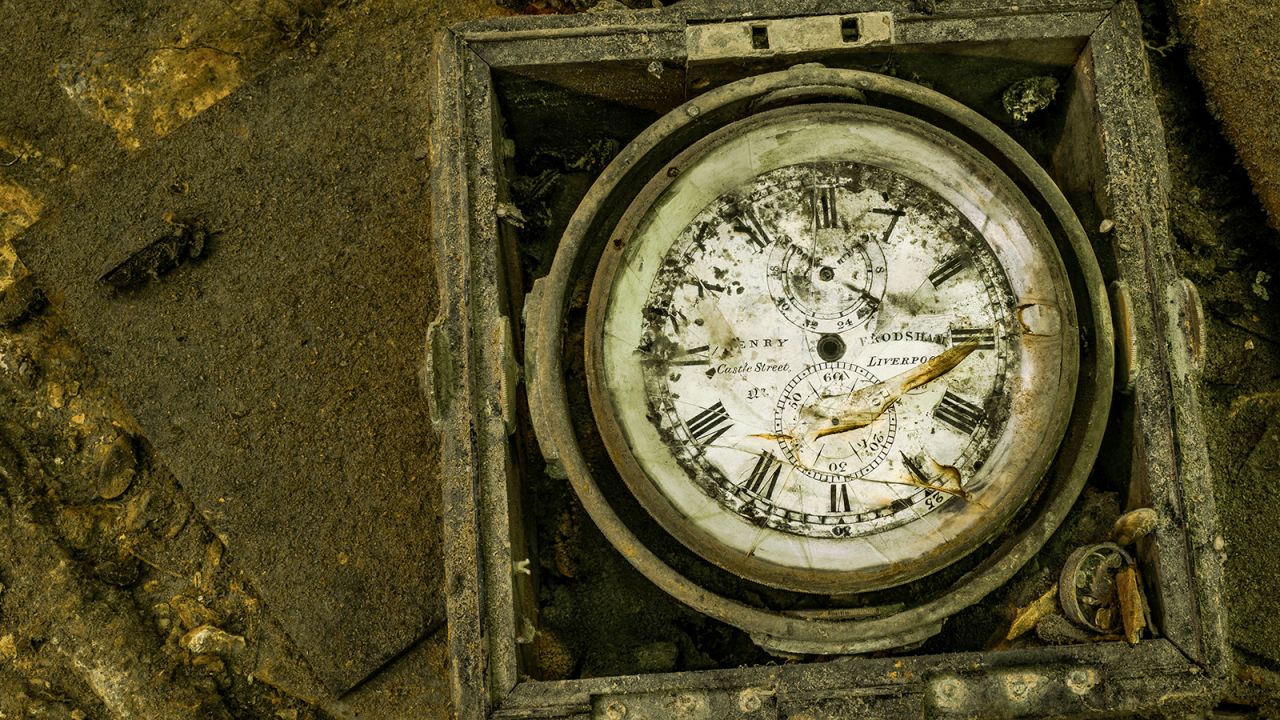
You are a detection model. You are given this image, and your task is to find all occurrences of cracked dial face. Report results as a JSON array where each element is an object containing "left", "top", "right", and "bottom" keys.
[{"left": 587, "top": 105, "right": 1079, "bottom": 593}]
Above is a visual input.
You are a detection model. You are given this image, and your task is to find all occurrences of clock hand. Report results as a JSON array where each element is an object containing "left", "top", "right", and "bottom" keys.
[
  {"left": 780, "top": 446, "right": 978, "bottom": 502},
  {"left": 900, "top": 451, "right": 972, "bottom": 501},
  {"left": 922, "top": 451, "right": 962, "bottom": 490},
  {"left": 901, "top": 450, "right": 932, "bottom": 485},
  {"left": 902, "top": 450, "right": 960, "bottom": 489},
  {"left": 812, "top": 341, "right": 979, "bottom": 439},
  {"left": 801, "top": 341, "right": 977, "bottom": 428}
]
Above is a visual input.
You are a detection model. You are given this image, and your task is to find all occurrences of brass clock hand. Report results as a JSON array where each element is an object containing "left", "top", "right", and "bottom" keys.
[
  {"left": 900, "top": 451, "right": 973, "bottom": 501},
  {"left": 812, "top": 341, "right": 979, "bottom": 439}
]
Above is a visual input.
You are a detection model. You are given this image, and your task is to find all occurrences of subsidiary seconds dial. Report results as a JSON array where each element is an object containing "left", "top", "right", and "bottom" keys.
[{"left": 587, "top": 104, "right": 1077, "bottom": 592}]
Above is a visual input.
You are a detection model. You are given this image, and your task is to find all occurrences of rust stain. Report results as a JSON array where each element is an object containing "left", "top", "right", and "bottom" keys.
[{"left": 57, "top": 45, "right": 243, "bottom": 151}]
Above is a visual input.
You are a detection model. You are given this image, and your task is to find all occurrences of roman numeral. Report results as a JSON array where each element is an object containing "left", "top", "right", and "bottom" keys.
[
  {"left": 951, "top": 327, "right": 996, "bottom": 350},
  {"left": 733, "top": 207, "right": 774, "bottom": 251},
  {"left": 812, "top": 186, "right": 838, "bottom": 229},
  {"left": 830, "top": 483, "right": 852, "bottom": 513},
  {"left": 871, "top": 207, "right": 904, "bottom": 242},
  {"left": 928, "top": 254, "right": 970, "bottom": 286},
  {"left": 670, "top": 344, "right": 712, "bottom": 366},
  {"left": 743, "top": 453, "right": 782, "bottom": 500},
  {"left": 686, "top": 401, "right": 733, "bottom": 446},
  {"left": 935, "top": 391, "right": 984, "bottom": 435}
]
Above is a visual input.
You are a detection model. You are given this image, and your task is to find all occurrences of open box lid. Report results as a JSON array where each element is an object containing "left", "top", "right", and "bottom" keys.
[{"left": 14, "top": 50, "right": 446, "bottom": 696}]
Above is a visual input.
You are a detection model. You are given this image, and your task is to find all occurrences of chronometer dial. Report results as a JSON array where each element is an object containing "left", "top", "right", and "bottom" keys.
[
  {"left": 639, "top": 161, "right": 1016, "bottom": 540},
  {"left": 589, "top": 105, "right": 1076, "bottom": 592}
]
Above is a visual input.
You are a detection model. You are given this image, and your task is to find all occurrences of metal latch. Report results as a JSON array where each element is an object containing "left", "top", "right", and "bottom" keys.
[
  {"left": 422, "top": 313, "right": 519, "bottom": 434},
  {"left": 686, "top": 12, "right": 894, "bottom": 62}
]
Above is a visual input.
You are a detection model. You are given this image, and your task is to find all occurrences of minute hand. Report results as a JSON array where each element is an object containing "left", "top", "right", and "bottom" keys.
[{"left": 814, "top": 342, "right": 979, "bottom": 439}]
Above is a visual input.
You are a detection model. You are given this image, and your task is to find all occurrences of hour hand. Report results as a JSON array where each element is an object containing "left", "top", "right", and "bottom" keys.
[{"left": 812, "top": 342, "right": 979, "bottom": 439}]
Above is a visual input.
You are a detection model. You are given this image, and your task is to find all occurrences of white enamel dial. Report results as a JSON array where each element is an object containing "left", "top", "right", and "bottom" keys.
[{"left": 587, "top": 105, "right": 1077, "bottom": 593}]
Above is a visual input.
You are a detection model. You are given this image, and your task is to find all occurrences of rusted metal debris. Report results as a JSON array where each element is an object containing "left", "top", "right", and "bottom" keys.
[
  {"left": 1002, "top": 76, "right": 1059, "bottom": 124},
  {"left": 991, "top": 584, "right": 1060, "bottom": 649},
  {"left": 98, "top": 214, "right": 214, "bottom": 291},
  {"left": 1115, "top": 566, "right": 1147, "bottom": 645},
  {"left": 1060, "top": 543, "right": 1131, "bottom": 634},
  {"left": 993, "top": 508, "right": 1160, "bottom": 649}
]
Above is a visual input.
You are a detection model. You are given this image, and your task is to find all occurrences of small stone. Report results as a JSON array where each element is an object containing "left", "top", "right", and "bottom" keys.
[
  {"left": 180, "top": 625, "right": 245, "bottom": 656},
  {"left": 171, "top": 595, "right": 221, "bottom": 630},
  {"left": 1214, "top": 535, "right": 1226, "bottom": 552},
  {"left": 1003, "top": 76, "right": 1059, "bottom": 123},
  {"left": 1253, "top": 271, "right": 1270, "bottom": 301},
  {"left": 1110, "top": 508, "right": 1158, "bottom": 546},
  {"left": 0, "top": 634, "right": 15, "bottom": 661},
  {"left": 153, "top": 603, "right": 173, "bottom": 632},
  {"left": 93, "top": 554, "right": 141, "bottom": 587},
  {"left": 13, "top": 352, "right": 37, "bottom": 388},
  {"left": 191, "top": 654, "right": 226, "bottom": 675},
  {"left": 96, "top": 435, "right": 137, "bottom": 499},
  {"left": 1098, "top": 219, "right": 1114, "bottom": 234},
  {"left": 496, "top": 202, "right": 526, "bottom": 228}
]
